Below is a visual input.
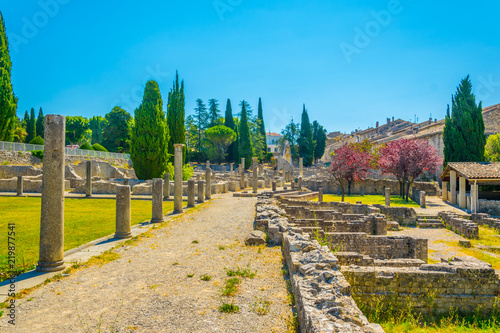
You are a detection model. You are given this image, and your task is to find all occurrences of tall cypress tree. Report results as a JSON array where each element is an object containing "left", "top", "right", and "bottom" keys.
[
  {"left": 0, "top": 12, "right": 17, "bottom": 142},
  {"left": 36, "top": 107, "right": 44, "bottom": 138},
  {"left": 130, "top": 80, "right": 169, "bottom": 180},
  {"left": 238, "top": 100, "right": 253, "bottom": 169},
  {"left": 312, "top": 120, "right": 327, "bottom": 163},
  {"left": 443, "top": 76, "right": 486, "bottom": 165},
  {"left": 167, "top": 71, "right": 186, "bottom": 162},
  {"left": 89, "top": 116, "right": 105, "bottom": 144},
  {"left": 224, "top": 99, "right": 237, "bottom": 162},
  {"left": 26, "top": 108, "right": 36, "bottom": 143},
  {"left": 298, "top": 104, "right": 314, "bottom": 166},
  {"left": 257, "top": 97, "right": 268, "bottom": 157}
]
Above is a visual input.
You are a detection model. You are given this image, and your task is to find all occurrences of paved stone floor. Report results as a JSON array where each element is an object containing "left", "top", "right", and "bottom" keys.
[
  {"left": 0, "top": 193, "right": 294, "bottom": 332},
  {"left": 413, "top": 196, "right": 466, "bottom": 216}
]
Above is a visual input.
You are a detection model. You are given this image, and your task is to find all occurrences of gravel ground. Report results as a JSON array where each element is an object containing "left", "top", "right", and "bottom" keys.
[{"left": 1, "top": 194, "right": 294, "bottom": 332}]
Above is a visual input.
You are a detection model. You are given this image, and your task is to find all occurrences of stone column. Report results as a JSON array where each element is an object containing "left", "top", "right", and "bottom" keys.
[
  {"left": 442, "top": 181, "right": 448, "bottom": 201},
  {"left": 258, "top": 164, "right": 263, "bottom": 177},
  {"left": 318, "top": 188, "right": 324, "bottom": 202},
  {"left": 240, "top": 158, "right": 245, "bottom": 189},
  {"left": 385, "top": 187, "right": 391, "bottom": 206},
  {"left": 298, "top": 177, "right": 303, "bottom": 190},
  {"left": 37, "top": 114, "right": 66, "bottom": 272},
  {"left": 205, "top": 167, "right": 212, "bottom": 200},
  {"left": 419, "top": 191, "right": 426, "bottom": 208},
  {"left": 197, "top": 180, "right": 205, "bottom": 203},
  {"left": 299, "top": 157, "right": 303, "bottom": 177},
  {"left": 85, "top": 160, "right": 92, "bottom": 197},
  {"left": 174, "top": 144, "right": 184, "bottom": 214},
  {"left": 163, "top": 173, "right": 170, "bottom": 200},
  {"left": 450, "top": 170, "right": 457, "bottom": 205},
  {"left": 272, "top": 180, "right": 277, "bottom": 192},
  {"left": 16, "top": 176, "right": 23, "bottom": 196},
  {"left": 471, "top": 183, "right": 479, "bottom": 214},
  {"left": 151, "top": 178, "right": 164, "bottom": 223},
  {"left": 230, "top": 163, "right": 234, "bottom": 177},
  {"left": 252, "top": 158, "right": 258, "bottom": 194},
  {"left": 115, "top": 185, "right": 132, "bottom": 239},
  {"left": 360, "top": 186, "right": 364, "bottom": 196},
  {"left": 459, "top": 177, "right": 467, "bottom": 209},
  {"left": 187, "top": 179, "right": 196, "bottom": 208}
]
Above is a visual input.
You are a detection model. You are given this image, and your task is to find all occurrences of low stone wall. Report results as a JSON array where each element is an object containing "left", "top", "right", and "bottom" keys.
[
  {"left": 478, "top": 199, "right": 500, "bottom": 216},
  {"left": 342, "top": 258, "right": 500, "bottom": 315},
  {"left": 438, "top": 212, "right": 479, "bottom": 239},
  {"left": 304, "top": 178, "right": 439, "bottom": 196},
  {"left": 0, "top": 177, "right": 71, "bottom": 193},
  {"left": 130, "top": 181, "right": 230, "bottom": 196},
  {"left": 471, "top": 213, "right": 500, "bottom": 232},
  {"left": 0, "top": 165, "right": 42, "bottom": 179},
  {"left": 279, "top": 198, "right": 380, "bottom": 215},
  {"left": 372, "top": 205, "right": 417, "bottom": 226}
]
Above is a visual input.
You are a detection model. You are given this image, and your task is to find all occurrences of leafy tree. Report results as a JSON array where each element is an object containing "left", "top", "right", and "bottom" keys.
[
  {"left": 312, "top": 120, "right": 327, "bottom": 163},
  {"left": 485, "top": 134, "right": 500, "bottom": 162},
  {"left": 0, "top": 12, "right": 18, "bottom": 142},
  {"left": 191, "top": 99, "right": 209, "bottom": 162},
  {"left": 280, "top": 118, "right": 300, "bottom": 162},
  {"left": 379, "top": 138, "right": 442, "bottom": 201},
  {"left": 92, "top": 143, "right": 108, "bottom": 152},
  {"left": 89, "top": 116, "right": 106, "bottom": 144},
  {"left": 36, "top": 107, "right": 44, "bottom": 138},
  {"left": 79, "top": 142, "right": 94, "bottom": 150},
  {"left": 298, "top": 104, "right": 314, "bottom": 166},
  {"left": 26, "top": 108, "right": 36, "bottom": 143},
  {"left": 329, "top": 144, "right": 372, "bottom": 201},
  {"left": 13, "top": 125, "right": 27, "bottom": 143},
  {"left": 102, "top": 106, "right": 132, "bottom": 153},
  {"left": 238, "top": 100, "right": 253, "bottom": 169},
  {"left": 443, "top": 76, "right": 486, "bottom": 165},
  {"left": 130, "top": 80, "right": 169, "bottom": 180},
  {"left": 205, "top": 125, "right": 236, "bottom": 163},
  {"left": 29, "top": 136, "right": 44, "bottom": 145},
  {"left": 66, "top": 116, "right": 90, "bottom": 144},
  {"left": 224, "top": 99, "right": 238, "bottom": 162},
  {"left": 167, "top": 71, "right": 186, "bottom": 162},
  {"left": 257, "top": 98, "right": 267, "bottom": 156},
  {"left": 208, "top": 99, "right": 222, "bottom": 127}
]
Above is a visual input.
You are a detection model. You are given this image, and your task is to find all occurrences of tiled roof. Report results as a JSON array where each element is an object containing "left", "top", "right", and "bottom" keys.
[
  {"left": 444, "top": 162, "right": 500, "bottom": 180},
  {"left": 267, "top": 132, "right": 282, "bottom": 137}
]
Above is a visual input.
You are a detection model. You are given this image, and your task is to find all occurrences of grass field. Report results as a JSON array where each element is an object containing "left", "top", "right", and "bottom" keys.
[
  {"left": 0, "top": 196, "right": 180, "bottom": 280},
  {"left": 315, "top": 194, "right": 419, "bottom": 207}
]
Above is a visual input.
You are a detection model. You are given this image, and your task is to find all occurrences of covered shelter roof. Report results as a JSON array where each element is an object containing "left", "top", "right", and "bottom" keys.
[{"left": 441, "top": 162, "right": 500, "bottom": 185}]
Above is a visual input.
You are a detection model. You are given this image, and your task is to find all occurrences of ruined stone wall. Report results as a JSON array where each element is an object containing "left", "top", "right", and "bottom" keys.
[
  {"left": 279, "top": 198, "right": 380, "bottom": 215},
  {"left": 471, "top": 213, "right": 500, "bottom": 231},
  {"left": 439, "top": 212, "right": 479, "bottom": 239},
  {"left": 342, "top": 260, "right": 500, "bottom": 315},
  {"left": 478, "top": 199, "right": 500, "bottom": 216},
  {"left": 0, "top": 177, "right": 71, "bottom": 193},
  {"left": 372, "top": 205, "right": 417, "bottom": 225}
]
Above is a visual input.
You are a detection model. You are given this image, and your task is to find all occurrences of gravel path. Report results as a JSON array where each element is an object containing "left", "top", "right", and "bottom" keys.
[{"left": 1, "top": 194, "right": 294, "bottom": 332}]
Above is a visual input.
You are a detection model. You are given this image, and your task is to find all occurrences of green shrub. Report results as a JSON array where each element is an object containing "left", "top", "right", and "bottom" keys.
[
  {"left": 79, "top": 142, "right": 94, "bottom": 150},
  {"left": 31, "top": 150, "right": 43, "bottom": 160},
  {"left": 164, "top": 163, "right": 195, "bottom": 181},
  {"left": 92, "top": 143, "right": 108, "bottom": 152},
  {"left": 29, "top": 136, "right": 44, "bottom": 145}
]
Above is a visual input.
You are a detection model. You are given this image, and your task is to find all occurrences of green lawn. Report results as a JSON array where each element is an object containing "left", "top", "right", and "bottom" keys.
[
  {"left": 315, "top": 194, "right": 419, "bottom": 207},
  {"left": 0, "top": 197, "right": 179, "bottom": 280}
]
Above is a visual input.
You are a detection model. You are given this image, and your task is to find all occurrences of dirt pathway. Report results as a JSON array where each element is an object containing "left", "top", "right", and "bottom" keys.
[{"left": 1, "top": 194, "right": 294, "bottom": 332}]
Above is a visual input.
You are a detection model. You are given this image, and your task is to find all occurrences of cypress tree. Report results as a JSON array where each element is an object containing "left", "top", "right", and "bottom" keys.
[
  {"left": 193, "top": 99, "right": 209, "bottom": 162},
  {"left": 26, "top": 108, "right": 36, "bottom": 143},
  {"left": 0, "top": 12, "right": 17, "bottom": 142},
  {"left": 22, "top": 110, "right": 29, "bottom": 127},
  {"left": 298, "top": 104, "right": 314, "bottom": 166},
  {"left": 89, "top": 116, "right": 105, "bottom": 144},
  {"left": 224, "top": 99, "right": 237, "bottom": 162},
  {"left": 238, "top": 100, "right": 253, "bottom": 169},
  {"left": 312, "top": 121, "right": 327, "bottom": 162},
  {"left": 130, "top": 80, "right": 169, "bottom": 180},
  {"left": 208, "top": 99, "right": 221, "bottom": 127},
  {"left": 167, "top": 71, "right": 186, "bottom": 162},
  {"left": 36, "top": 107, "right": 44, "bottom": 138},
  {"left": 257, "top": 97, "right": 268, "bottom": 157},
  {"left": 443, "top": 76, "right": 486, "bottom": 165}
]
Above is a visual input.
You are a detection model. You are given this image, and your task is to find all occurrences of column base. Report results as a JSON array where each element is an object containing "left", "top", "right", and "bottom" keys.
[
  {"left": 36, "top": 260, "right": 66, "bottom": 272},
  {"left": 114, "top": 232, "right": 132, "bottom": 239},
  {"left": 173, "top": 209, "right": 183, "bottom": 214},
  {"left": 163, "top": 196, "right": 170, "bottom": 201},
  {"left": 151, "top": 217, "right": 164, "bottom": 223}
]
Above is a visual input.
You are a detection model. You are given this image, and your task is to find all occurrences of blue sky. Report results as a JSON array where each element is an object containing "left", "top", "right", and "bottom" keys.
[{"left": 2, "top": 0, "right": 500, "bottom": 134}]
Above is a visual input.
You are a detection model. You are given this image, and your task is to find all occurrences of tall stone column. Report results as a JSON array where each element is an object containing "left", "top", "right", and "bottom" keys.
[
  {"left": 17, "top": 176, "right": 23, "bottom": 197},
  {"left": 385, "top": 187, "right": 391, "bottom": 207},
  {"left": 442, "top": 181, "right": 448, "bottom": 201},
  {"left": 240, "top": 158, "right": 245, "bottom": 189},
  {"left": 298, "top": 177, "right": 303, "bottom": 190},
  {"left": 187, "top": 180, "right": 196, "bottom": 208},
  {"left": 450, "top": 170, "right": 457, "bottom": 205},
  {"left": 197, "top": 180, "right": 205, "bottom": 203},
  {"left": 85, "top": 160, "right": 92, "bottom": 197},
  {"left": 230, "top": 163, "right": 234, "bottom": 177},
  {"left": 252, "top": 158, "right": 258, "bottom": 194},
  {"left": 419, "top": 191, "right": 426, "bottom": 208},
  {"left": 258, "top": 164, "right": 263, "bottom": 177},
  {"left": 459, "top": 177, "right": 467, "bottom": 209},
  {"left": 318, "top": 188, "right": 324, "bottom": 202},
  {"left": 174, "top": 144, "right": 184, "bottom": 214},
  {"left": 471, "top": 183, "right": 479, "bottom": 214},
  {"left": 299, "top": 157, "right": 304, "bottom": 177},
  {"left": 37, "top": 114, "right": 66, "bottom": 272},
  {"left": 151, "top": 178, "right": 164, "bottom": 223},
  {"left": 163, "top": 173, "right": 170, "bottom": 200},
  {"left": 205, "top": 167, "right": 212, "bottom": 200},
  {"left": 272, "top": 180, "right": 277, "bottom": 192},
  {"left": 115, "top": 185, "right": 132, "bottom": 239}
]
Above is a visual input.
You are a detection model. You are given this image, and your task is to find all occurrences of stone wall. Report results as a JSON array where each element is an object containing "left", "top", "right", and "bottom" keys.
[
  {"left": 342, "top": 258, "right": 500, "bottom": 315},
  {"left": 478, "top": 199, "right": 500, "bottom": 216},
  {"left": 438, "top": 212, "right": 479, "bottom": 239},
  {"left": 0, "top": 165, "right": 42, "bottom": 179},
  {"left": 372, "top": 205, "right": 417, "bottom": 225},
  {"left": 471, "top": 213, "right": 500, "bottom": 232},
  {"left": 0, "top": 177, "right": 71, "bottom": 193}
]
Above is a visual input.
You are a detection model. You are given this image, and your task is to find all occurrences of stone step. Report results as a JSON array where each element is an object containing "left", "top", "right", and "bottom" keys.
[
  {"left": 417, "top": 222, "right": 445, "bottom": 228},
  {"left": 417, "top": 218, "right": 442, "bottom": 223},
  {"left": 417, "top": 215, "right": 440, "bottom": 220}
]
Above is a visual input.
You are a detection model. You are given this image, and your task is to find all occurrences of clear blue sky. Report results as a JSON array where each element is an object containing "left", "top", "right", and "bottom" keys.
[{"left": 2, "top": 0, "right": 500, "bottom": 134}]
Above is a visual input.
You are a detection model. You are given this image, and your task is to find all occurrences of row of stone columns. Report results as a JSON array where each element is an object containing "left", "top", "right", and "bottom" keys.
[{"left": 444, "top": 171, "right": 472, "bottom": 210}]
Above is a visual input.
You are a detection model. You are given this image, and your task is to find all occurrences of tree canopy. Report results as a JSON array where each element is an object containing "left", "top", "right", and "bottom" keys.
[
  {"left": 102, "top": 106, "right": 132, "bottom": 153},
  {"left": 205, "top": 125, "right": 236, "bottom": 163}
]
